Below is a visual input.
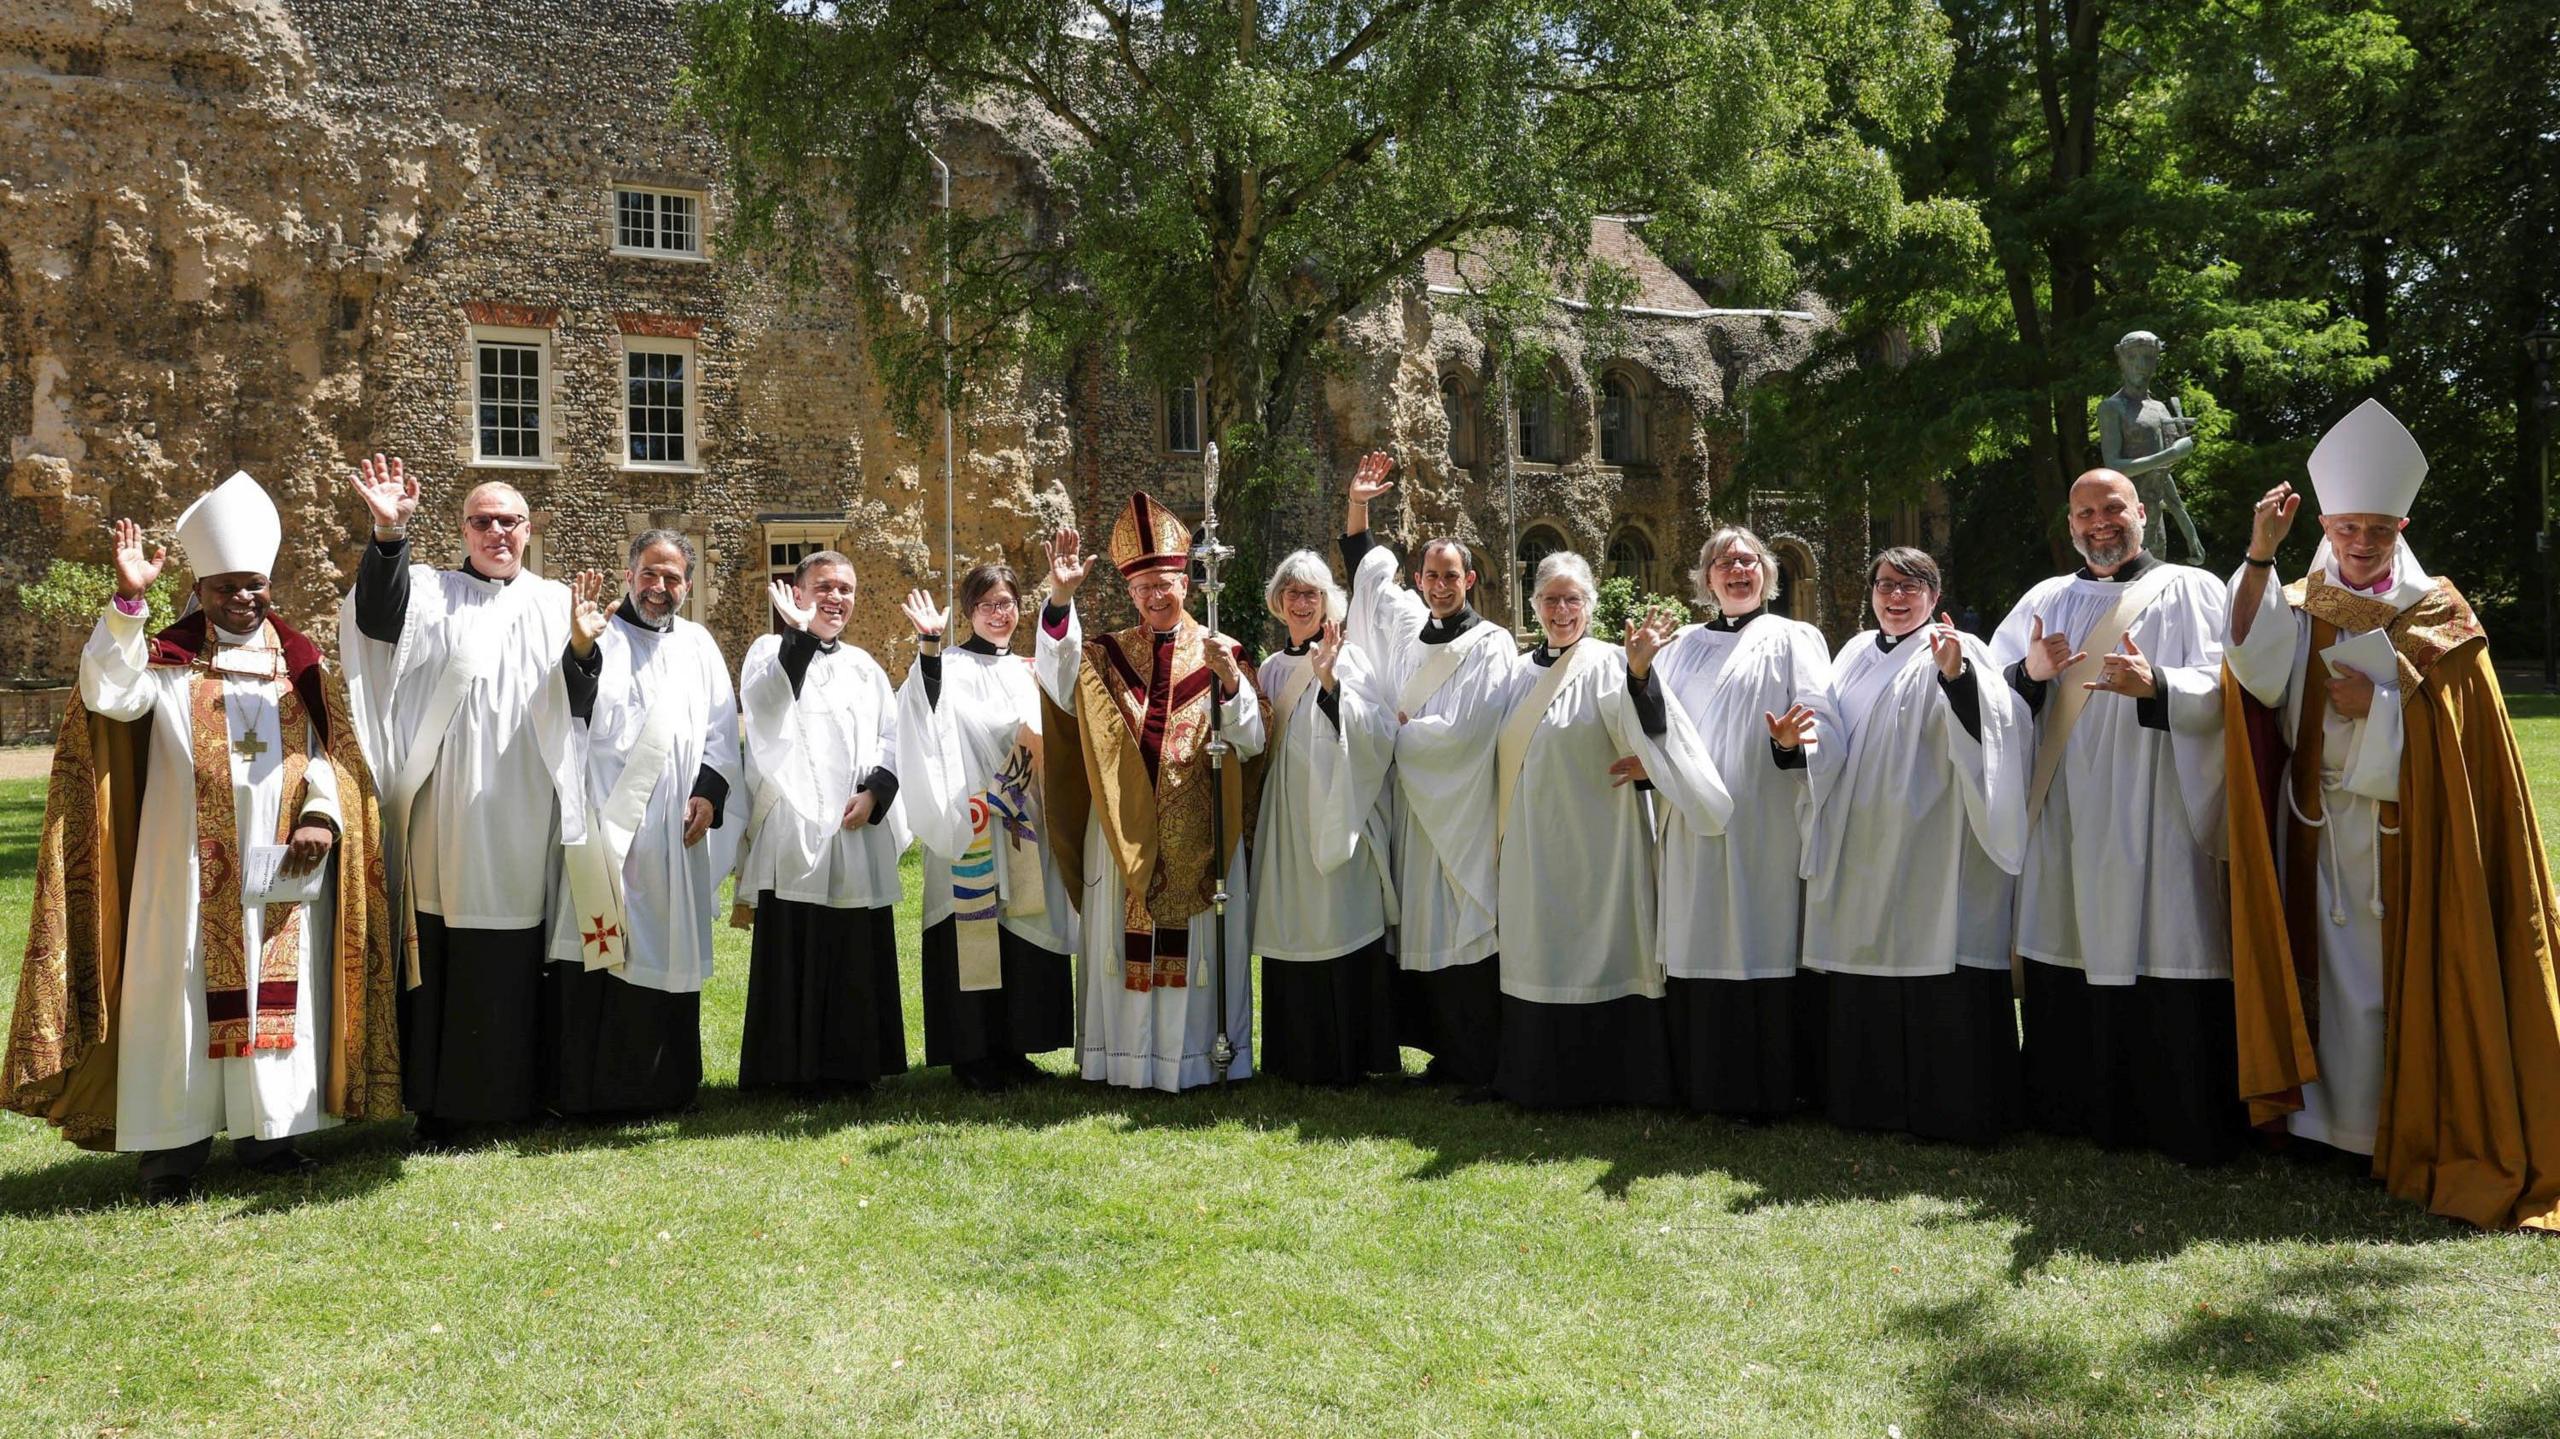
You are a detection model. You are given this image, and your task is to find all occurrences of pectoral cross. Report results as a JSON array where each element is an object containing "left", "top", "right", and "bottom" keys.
[{"left": 232, "top": 730, "right": 270, "bottom": 762}]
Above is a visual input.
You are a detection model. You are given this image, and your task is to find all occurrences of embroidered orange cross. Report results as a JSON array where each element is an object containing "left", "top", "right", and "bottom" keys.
[{"left": 583, "top": 915, "right": 620, "bottom": 959}]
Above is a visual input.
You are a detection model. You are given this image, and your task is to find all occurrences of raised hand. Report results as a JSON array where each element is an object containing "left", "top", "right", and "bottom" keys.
[
  {"left": 1765, "top": 703, "right": 1819, "bottom": 751},
  {"left": 110, "top": 518, "right": 166, "bottom": 599},
  {"left": 2249, "top": 481, "right": 2301, "bottom": 562},
  {"left": 768, "top": 578, "right": 816, "bottom": 632},
  {"left": 349, "top": 453, "right": 419, "bottom": 534},
  {"left": 2022, "top": 614, "right": 2087, "bottom": 683},
  {"left": 1928, "top": 611, "right": 1966, "bottom": 681},
  {"left": 1310, "top": 620, "right": 1344, "bottom": 691},
  {"left": 1623, "top": 605, "right": 1678, "bottom": 679},
  {"left": 569, "top": 570, "right": 610, "bottom": 656},
  {"left": 2082, "top": 632, "right": 2157, "bottom": 698},
  {"left": 1608, "top": 754, "right": 1649, "bottom": 788},
  {"left": 1045, "top": 525, "right": 1091, "bottom": 602},
  {"left": 900, "top": 588, "right": 948, "bottom": 642},
  {"left": 1348, "top": 451, "right": 1395, "bottom": 506}
]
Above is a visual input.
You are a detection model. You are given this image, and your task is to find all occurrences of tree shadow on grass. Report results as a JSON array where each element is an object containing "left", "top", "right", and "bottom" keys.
[
  {"left": 446, "top": 1059, "right": 2482, "bottom": 1275},
  {"left": 0, "top": 1118, "right": 408, "bottom": 1218},
  {"left": 0, "top": 1059, "right": 2486, "bottom": 1273},
  {"left": 1886, "top": 1254, "right": 2560, "bottom": 1438}
]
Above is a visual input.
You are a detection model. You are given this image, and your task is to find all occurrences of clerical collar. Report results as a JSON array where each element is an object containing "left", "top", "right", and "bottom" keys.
[
  {"left": 2336, "top": 568, "right": 2395, "bottom": 596},
  {"left": 1531, "top": 637, "right": 1578, "bottom": 667},
  {"left": 2074, "top": 551, "right": 2155, "bottom": 584},
  {"left": 460, "top": 558, "right": 514, "bottom": 585},
  {"left": 1282, "top": 632, "right": 1318, "bottom": 656},
  {"left": 615, "top": 596, "right": 674, "bottom": 634},
  {"left": 1875, "top": 628, "right": 1918, "bottom": 652},
  {"left": 959, "top": 634, "right": 1002, "bottom": 656},
  {"left": 1419, "top": 607, "right": 1478, "bottom": 645},
  {"left": 212, "top": 622, "right": 264, "bottom": 647},
  {"left": 1707, "top": 609, "right": 1764, "bottom": 634}
]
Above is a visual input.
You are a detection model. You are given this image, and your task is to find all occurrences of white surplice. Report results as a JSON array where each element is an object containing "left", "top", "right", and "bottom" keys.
[
  {"left": 1494, "top": 641, "right": 1732, "bottom": 1004},
  {"left": 545, "top": 611, "right": 741, "bottom": 993},
  {"left": 1651, "top": 615, "right": 1840, "bottom": 980},
  {"left": 2223, "top": 537, "right": 2430, "bottom": 1154},
  {"left": 735, "top": 632, "right": 909, "bottom": 911},
  {"left": 1251, "top": 641, "right": 1395, "bottom": 962},
  {"left": 1801, "top": 631, "right": 2031, "bottom": 977},
  {"left": 1344, "top": 542, "right": 1519, "bottom": 970},
  {"left": 1035, "top": 605, "right": 1264, "bottom": 1091},
  {"left": 337, "top": 566, "right": 582, "bottom": 931},
  {"left": 81, "top": 607, "right": 344, "bottom": 1151},
  {"left": 895, "top": 643, "right": 1074, "bottom": 948},
  {"left": 1989, "top": 562, "right": 2232, "bottom": 983}
]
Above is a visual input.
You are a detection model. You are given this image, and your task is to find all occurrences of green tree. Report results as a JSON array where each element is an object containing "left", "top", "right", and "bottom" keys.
[
  {"left": 14, "top": 559, "right": 180, "bottom": 638},
  {"left": 680, "top": 0, "right": 1956, "bottom": 585}
]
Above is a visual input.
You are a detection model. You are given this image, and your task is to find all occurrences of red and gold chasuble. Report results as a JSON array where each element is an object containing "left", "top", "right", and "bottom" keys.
[{"left": 1041, "top": 615, "right": 1268, "bottom": 993}]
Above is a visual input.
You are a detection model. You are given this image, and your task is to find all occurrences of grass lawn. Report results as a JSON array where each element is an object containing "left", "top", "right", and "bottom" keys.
[{"left": 2, "top": 703, "right": 2559, "bottom": 1437}]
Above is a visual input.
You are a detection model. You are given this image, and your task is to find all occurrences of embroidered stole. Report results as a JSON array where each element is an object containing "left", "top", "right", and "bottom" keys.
[
  {"left": 1092, "top": 626, "right": 1220, "bottom": 993},
  {"left": 953, "top": 742, "right": 1046, "bottom": 992},
  {"left": 190, "top": 649, "right": 311, "bottom": 1058}
]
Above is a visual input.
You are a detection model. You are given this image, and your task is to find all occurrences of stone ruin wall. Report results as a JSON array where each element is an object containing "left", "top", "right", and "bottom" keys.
[
  {"left": 0, "top": 0, "right": 1076, "bottom": 682},
  {"left": 2, "top": 0, "right": 1843, "bottom": 689}
]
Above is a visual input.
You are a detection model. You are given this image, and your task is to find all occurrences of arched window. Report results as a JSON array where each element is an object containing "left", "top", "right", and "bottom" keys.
[
  {"left": 1599, "top": 375, "right": 1645, "bottom": 465},
  {"left": 1517, "top": 523, "right": 1568, "bottom": 613},
  {"left": 1440, "top": 372, "right": 1477, "bottom": 468},
  {"left": 1769, "top": 540, "right": 1816, "bottom": 622},
  {"left": 1516, "top": 387, "right": 1559, "bottom": 464},
  {"left": 1607, "top": 526, "right": 1654, "bottom": 590}
]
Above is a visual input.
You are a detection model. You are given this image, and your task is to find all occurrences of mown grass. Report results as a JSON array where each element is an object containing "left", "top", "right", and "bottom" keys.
[{"left": 1, "top": 703, "right": 2557, "bottom": 1437}]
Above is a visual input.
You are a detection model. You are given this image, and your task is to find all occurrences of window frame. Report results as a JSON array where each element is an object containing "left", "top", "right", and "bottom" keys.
[
  {"left": 1439, "top": 369, "right": 1478, "bottom": 469},
  {"left": 466, "top": 324, "right": 557, "bottom": 470},
  {"left": 1162, "top": 377, "right": 1204, "bottom": 456},
  {"left": 610, "top": 185, "right": 710, "bottom": 262},
  {"left": 618, "top": 334, "right": 703, "bottom": 474},
  {"left": 1598, "top": 372, "right": 1647, "bottom": 466}
]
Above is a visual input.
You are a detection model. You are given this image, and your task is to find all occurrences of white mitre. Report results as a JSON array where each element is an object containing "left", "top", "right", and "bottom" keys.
[
  {"left": 173, "top": 470, "right": 282, "bottom": 578},
  {"left": 2307, "top": 398, "right": 2426, "bottom": 519}
]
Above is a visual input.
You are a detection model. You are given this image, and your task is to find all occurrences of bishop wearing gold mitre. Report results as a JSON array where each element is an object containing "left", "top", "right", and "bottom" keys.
[
  {"left": 1034, "top": 493, "right": 1269, "bottom": 1091},
  {"left": 2225, "top": 398, "right": 2560, "bottom": 1231}
]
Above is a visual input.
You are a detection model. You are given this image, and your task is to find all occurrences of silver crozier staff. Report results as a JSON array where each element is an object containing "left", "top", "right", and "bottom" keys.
[{"left": 1198, "top": 440, "right": 1238, "bottom": 1084}]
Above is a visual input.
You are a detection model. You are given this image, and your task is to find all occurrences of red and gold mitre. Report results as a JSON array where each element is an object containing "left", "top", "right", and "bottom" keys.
[{"left": 1109, "top": 490, "right": 1193, "bottom": 579}]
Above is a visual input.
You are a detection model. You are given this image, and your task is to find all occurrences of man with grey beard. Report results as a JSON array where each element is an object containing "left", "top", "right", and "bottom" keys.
[{"left": 1990, "top": 468, "right": 2242, "bottom": 1165}]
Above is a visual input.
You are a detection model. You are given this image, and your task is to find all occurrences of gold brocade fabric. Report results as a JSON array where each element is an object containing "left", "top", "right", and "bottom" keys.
[
  {"left": 189, "top": 659, "right": 310, "bottom": 1058},
  {"left": 2226, "top": 577, "right": 2560, "bottom": 1230},
  {"left": 1039, "top": 615, "right": 1268, "bottom": 991}
]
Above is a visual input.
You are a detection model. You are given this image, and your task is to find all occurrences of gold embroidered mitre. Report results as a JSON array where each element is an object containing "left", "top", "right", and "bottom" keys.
[{"left": 1110, "top": 491, "right": 1192, "bottom": 579}]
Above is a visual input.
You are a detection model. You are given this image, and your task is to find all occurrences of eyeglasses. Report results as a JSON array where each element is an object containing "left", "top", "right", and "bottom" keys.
[
  {"left": 1871, "top": 578, "right": 1931, "bottom": 598},
  {"left": 1710, "top": 555, "right": 1763, "bottom": 572},
  {"left": 466, "top": 514, "right": 530, "bottom": 534},
  {"left": 1534, "top": 593, "right": 1589, "bottom": 611},
  {"left": 973, "top": 596, "right": 1020, "bottom": 615}
]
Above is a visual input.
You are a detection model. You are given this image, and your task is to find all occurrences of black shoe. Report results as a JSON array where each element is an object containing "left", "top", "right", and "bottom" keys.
[
  {"left": 953, "top": 1062, "right": 1006, "bottom": 1094},
  {"left": 139, "top": 1174, "right": 196, "bottom": 1205},
  {"left": 1453, "top": 1085, "right": 1500, "bottom": 1107},
  {"left": 1000, "top": 1055, "right": 1049, "bottom": 1084},
  {"left": 241, "top": 1146, "right": 320, "bottom": 1177},
  {"left": 409, "top": 1117, "right": 467, "bottom": 1153}
]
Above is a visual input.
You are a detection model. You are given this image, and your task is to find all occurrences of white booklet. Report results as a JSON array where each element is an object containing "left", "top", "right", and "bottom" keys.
[
  {"left": 2319, "top": 628, "right": 2399, "bottom": 688},
  {"left": 243, "top": 844, "right": 326, "bottom": 907}
]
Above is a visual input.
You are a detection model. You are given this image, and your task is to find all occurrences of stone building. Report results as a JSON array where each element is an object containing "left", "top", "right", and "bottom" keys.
[{"left": 1, "top": 0, "right": 1921, "bottom": 695}]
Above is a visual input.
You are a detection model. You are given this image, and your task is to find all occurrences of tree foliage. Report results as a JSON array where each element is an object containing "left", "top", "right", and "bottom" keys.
[
  {"left": 13, "top": 560, "right": 179, "bottom": 639},
  {"left": 680, "top": 0, "right": 1955, "bottom": 584},
  {"left": 1743, "top": 0, "right": 2558, "bottom": 637}
]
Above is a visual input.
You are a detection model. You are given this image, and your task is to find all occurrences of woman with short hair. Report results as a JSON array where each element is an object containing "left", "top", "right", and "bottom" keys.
[
  {"left": 1800, "top": 548, "right": 2031, "bottom": 1144},
  {"left": 1250, "top": 550, "right": 1400, "bottom": 1084},
  {"left": 895, "top": 563, "right": 1077, "bottom": 1092},
  {"left": 1647, "top": 525, "right": 1840, "bottom": 1120},
  {"left": 1490, "top": 550, "right": 1729, "bottom": 1108}
]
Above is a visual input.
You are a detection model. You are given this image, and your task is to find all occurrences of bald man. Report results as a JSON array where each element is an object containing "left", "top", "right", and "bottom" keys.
[
  {"left": 338, "top": 456, "right": 597, "bottom": 1147},
  {"left": 1990, "top": 469, "right": 2242, "bottom": 1164}
]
